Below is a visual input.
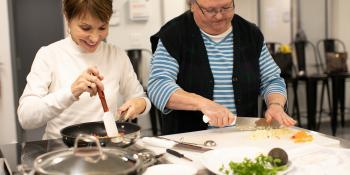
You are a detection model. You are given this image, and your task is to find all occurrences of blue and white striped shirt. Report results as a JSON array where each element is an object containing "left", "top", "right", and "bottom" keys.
[
  {"left": 203, "top": 32, "right": 236, "bottom": 113},
  {"left": 147, "top": 31, "right": 286, "bottom": 114}
]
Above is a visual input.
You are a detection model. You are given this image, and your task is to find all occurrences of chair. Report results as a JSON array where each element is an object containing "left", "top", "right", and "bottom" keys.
[
  {"left": 317, "top": 39, "right": 350, "bottom": 135},
  {"left": 292, "top": 40, "right": 332, "bottom": 131},
  {"left": 266, "top": 42, "right": 282, "bottom": 55}
]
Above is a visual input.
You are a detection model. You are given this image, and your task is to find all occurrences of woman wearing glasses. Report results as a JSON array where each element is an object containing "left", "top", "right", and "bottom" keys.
[{"left": 147, "top": 0, "right": 296, "bottom": 134}]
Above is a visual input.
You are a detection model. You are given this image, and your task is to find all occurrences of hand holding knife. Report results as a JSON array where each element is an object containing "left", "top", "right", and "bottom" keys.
[{"left": 166, "top": 149, "right": 193, "bottom": 161}]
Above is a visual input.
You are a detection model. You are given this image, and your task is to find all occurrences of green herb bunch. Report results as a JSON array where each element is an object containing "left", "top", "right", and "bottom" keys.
[{"left": 219, "top": 154, "right": 288, "bottom": 175}]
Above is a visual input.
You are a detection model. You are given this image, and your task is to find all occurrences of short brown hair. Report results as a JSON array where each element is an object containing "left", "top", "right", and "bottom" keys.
[{"left": 63, "top": 0, "right": 113, "bottom": 23}]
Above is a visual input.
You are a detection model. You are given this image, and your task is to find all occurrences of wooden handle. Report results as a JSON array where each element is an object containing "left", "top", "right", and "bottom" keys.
[{"left": 97, "top": 88, "right": 109, "bottom": 112}]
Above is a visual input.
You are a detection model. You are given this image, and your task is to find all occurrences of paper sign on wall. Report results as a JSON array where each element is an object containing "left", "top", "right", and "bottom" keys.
[{"left": 129, "top": 0, "right": 149, "bottom": 21}]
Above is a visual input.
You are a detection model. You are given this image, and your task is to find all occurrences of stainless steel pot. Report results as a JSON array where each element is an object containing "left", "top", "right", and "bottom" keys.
[{"left": 33, "top": 135, "right": 142, "bottom": 175}]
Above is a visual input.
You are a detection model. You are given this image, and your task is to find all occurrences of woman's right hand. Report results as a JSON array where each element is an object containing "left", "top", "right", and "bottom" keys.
[
  {"left": 71, "top": 67, "right": 104, "bottom": 98},
  {"left": 200, "top": 100, "right": 235, "bottom": 127}
]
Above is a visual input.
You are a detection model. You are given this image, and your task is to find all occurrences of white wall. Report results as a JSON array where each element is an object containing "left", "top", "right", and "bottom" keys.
[
  {"left": 107, "top": 0, "right": 163, "bottom": 50},
  {"left": 332, "top": 0, "right": 350, "bottom": 57},
  {"left": 332, "top": 0, "right": 350, "bottom": 107},
  {"left": 107, "top": 0, "right": 165, "bottom": 135},
  {"left": 235, "top": 0, "right": 258, "bottom": 24},
  {"left": 260, "top": 0, "right": 291, "bottom": 44},
  {"left": 107, "top": 0, "right": 259, "bottom": 50},
  {"left": 162, "top": 0, "right": 187, "bottom": 23},
  {"left": 300, "top": 0, "right": 326, "bottom": 43},
  {"left": 0, "top": 0, "right": 18, "bottom": 144}
]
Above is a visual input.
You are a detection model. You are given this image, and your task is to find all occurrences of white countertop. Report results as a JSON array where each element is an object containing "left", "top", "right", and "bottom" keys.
[{"left": 138, "top": 117, "right": 350, "bottom": 175}]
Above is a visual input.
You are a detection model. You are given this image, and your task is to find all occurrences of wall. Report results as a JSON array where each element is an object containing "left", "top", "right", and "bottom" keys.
[
  {"left": 332, "top": 0, "right": 350, "bottom": 108},
  {"left": 107, "top": 0, "right": 163, "bottom": 50},
  {"left": 107, "top": 0, "right": 165, "bottom": 135},
  {"left": 260, "top": 0, "right": 291, "bottom": 44},
  {"left": 235, "top": 0, "right": 258, "bottom": 24},
  {"left": 332, "top": 0, "right": 350, "bottom": 61},
  {"left": 0, "top": 0, "right": 17, "bottom": 144},
  {"left": 162, "top": 0, "right": 187, "bottom": 23}
]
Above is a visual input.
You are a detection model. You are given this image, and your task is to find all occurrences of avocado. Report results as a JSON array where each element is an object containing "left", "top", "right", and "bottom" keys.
[{"left": 268, "top": 148, "right": 288, "bottom": 166}]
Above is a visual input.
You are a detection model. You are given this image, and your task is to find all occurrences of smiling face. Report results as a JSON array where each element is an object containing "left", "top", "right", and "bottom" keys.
[
  {"left": 63, "top": 0, "right": 112, "bottom": 53},
  {"left": 191, "top": 0, "right": 235, "bottom": 35},
  {"left": 67, "top": 12, "right": 109, "bottom": 53}
]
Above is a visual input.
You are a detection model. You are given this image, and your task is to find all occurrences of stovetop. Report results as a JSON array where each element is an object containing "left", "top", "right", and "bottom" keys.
[{"left": 0, "top": 138, "right": 163, "bottom": 174}]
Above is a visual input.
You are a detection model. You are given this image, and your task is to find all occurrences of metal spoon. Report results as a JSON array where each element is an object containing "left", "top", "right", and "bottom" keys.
[{"left": 203, "top": 140, "right": 217, "bottom": 147}]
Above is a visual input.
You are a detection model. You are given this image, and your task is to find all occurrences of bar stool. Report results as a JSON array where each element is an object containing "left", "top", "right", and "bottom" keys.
[
  {"left": 317, "top": 38, "right": 350, "bottom": 135},
  {"left": 292, "top": 40, "right": 332, "bottom": 131}
]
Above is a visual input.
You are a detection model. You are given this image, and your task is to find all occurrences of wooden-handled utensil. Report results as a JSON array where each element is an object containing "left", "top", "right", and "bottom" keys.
[
  {"left": 97, "top": 88, "right": 109, "bottom": 112},
  {"left": 96, "top": 88, "right": 120, "bottom": 142}
]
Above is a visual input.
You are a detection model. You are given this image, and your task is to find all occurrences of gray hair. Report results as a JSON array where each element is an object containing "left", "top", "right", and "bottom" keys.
[
  {"left": 188, "top": 0, "right": 235, "bottom": 6},
  {"left": 187, "top": 0, "right": 195, "bottom": 6}
]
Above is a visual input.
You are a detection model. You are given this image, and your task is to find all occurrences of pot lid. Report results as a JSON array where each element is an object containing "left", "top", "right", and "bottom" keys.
[{"left": 34, "top": 135, "right": 141, "bottom": 175}]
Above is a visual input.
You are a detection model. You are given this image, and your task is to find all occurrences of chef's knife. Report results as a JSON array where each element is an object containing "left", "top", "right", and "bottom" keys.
[
  {"left": 202, "top": 116, "right": 281, "bottom": 131},
  {"left": 166, "top": 149, "right": 193, "bottom": 161},
  {"left": 142, "top": 137, "right": 212, "bottom": 152},
  {"left": 234, "top": 117, "right": 282, "bottom": 131},
  {"left": 202, "top": 115, "right": 236, "bottom": 125}
]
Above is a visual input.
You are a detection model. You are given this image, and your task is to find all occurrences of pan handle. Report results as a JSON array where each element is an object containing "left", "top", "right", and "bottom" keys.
[{"left": 73, "top": 134, "right": 107, "bottom": 163}]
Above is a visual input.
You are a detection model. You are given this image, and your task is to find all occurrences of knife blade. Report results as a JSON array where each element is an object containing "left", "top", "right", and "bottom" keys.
[
  {"left": 202, "top": 115, "right": 277, "bottom": 130},
  {"left": 156, "top": 136, "right": 212, "bottom": 152},
  {"left": 234, "top": 117, "right": 282, "bottom": 131},
  {"left": 173, "top": 141, "right": 212, "bottom": 152},
  {"left": 142, "top": 137, "right": 212, "bottom": 152}
]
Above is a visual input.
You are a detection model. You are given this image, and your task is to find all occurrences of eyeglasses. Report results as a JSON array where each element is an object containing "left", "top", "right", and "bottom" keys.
[{"left": 195, "top": 0, "right": 234, "bottom": 18}]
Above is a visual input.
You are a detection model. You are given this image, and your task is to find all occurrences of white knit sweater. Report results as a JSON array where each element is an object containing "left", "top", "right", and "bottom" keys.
[{"left": 18, "top": 36, "right": 150, "bottom": 139}]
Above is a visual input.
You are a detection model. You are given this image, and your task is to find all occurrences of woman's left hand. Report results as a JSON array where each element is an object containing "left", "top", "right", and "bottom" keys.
[
  {"left": 116, "top": 98, "right": 146, "bottom": 121},
  {"left": 265, "top": 104, "right": 297, "bottom": 127}
]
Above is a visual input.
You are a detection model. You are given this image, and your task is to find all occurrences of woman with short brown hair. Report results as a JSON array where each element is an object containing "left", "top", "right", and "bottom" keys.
[{"left": 18, "top": 0, "right": 151, "bottom": 139}]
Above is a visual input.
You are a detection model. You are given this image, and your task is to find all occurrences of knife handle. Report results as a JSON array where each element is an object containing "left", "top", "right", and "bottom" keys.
[
  {"left": 166, "top": 149, "right": 184, "bottom": 158},
  {"left": 166, "top": 149, "right": 192, "bottom": 161},
  {"left": 202, "top": 115, "right": 236, "bottom": 125}
]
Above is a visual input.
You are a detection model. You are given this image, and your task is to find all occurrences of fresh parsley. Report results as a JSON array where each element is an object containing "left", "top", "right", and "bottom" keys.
[{"left": 219, "top": 154, "right": 288, "bottom": 175}]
